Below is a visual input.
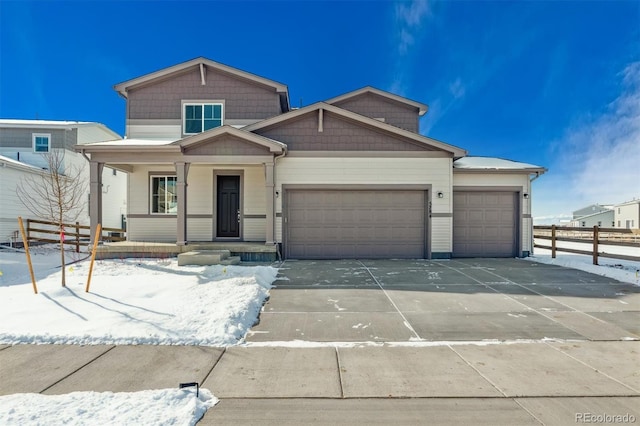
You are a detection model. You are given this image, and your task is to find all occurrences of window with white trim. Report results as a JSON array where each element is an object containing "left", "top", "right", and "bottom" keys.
[
  {"left": 32, "top": 133, "right": 51, "bottom": 153},
  {"left": 150, "top": 176, "right": 177, "bottom": 214},
  {"left": 183, "top": 102, "right": 223, "bottom": 134}
]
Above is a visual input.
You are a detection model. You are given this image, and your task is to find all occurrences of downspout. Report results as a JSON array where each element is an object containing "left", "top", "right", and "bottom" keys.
[{"left": 273, "top": 148, "right": 287, "bottom": 263}]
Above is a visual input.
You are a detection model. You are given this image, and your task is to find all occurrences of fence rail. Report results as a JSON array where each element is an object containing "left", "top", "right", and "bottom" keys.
[
  {"left": 26, "top": 219, "right": 126, "bottom": 252},
  {"left": 533, "top": 225, "right": 640, "bottom": 264}
]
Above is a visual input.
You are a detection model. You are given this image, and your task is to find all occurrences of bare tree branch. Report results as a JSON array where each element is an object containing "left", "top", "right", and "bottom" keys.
[{"left": 16, "top": 149, "right": 87, "bottom": 286}]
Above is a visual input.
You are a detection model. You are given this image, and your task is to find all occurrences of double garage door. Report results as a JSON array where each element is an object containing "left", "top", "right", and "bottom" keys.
[
  {"left": 286, "top": 190, "right": 426, "bottom": 259},
  {"left": 453, "top": 191, "right": 518, "bottom": 257}
]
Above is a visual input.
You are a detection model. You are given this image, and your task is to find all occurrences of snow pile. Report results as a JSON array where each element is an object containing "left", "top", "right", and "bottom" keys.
[
  {"left": 0, "top": 388, "right": 217, "bottom": 425},
  {"left": 0, "top": 251, "right": 278, "bottom": 346},
  {"left": 525, "top": 248, "right": 640, "bottom": 286}
]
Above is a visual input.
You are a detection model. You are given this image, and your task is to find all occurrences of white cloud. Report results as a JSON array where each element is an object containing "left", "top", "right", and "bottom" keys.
[
  {"left": 395, "top": 0, "right": 431, "bottom": 54},
  {"left": 449, "top": 77, "right": 466, "bottom": 100},
  {"left": 534, "top": 61, "right": 640, "bottom": 222},
  {"left": 388, "top": 0, "right": 432, "bottom": 96}
]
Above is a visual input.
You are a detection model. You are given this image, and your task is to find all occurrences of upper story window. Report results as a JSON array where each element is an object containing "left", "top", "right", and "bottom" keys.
[
  {"left": 183, "top": 102, "right": 223, "bottom": 135},
  {"left": 32, "top": 133, "right": 51, "bottom": 153}
]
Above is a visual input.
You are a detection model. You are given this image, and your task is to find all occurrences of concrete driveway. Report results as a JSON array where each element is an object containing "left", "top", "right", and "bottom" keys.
[{"left": 247, "top": 258, "right": 640, "bottom": 342}]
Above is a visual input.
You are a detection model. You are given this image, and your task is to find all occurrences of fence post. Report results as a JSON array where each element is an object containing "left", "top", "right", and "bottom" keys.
[
  {"left": 75, "top": 222, "right": 80, "bottom": 253},
  {"left": 551, "top": 225, "right": 556, "bottom": 258},
  {"left": 593, "top": 225, "right": 599, "bottom": 265},
  {"left": 26, "top": 218, "right": 31, "bottom": 243}
]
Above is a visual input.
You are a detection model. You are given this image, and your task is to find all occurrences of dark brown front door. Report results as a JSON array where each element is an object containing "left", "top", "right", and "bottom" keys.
[{"left": 217, "top": 176, "right": 240, "bottom": 238}]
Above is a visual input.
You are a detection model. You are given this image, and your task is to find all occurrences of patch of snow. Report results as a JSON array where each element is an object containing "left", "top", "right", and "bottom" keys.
[
  {"left": 525, "top": 247, "right": 640, "bottom": 286},
  {"left": 0, "top": 388, "right": 216, "bottom": 425},
  {"left": 0, "top": 250, "right": 278, "bottom": 346},
  {"left": 454, "top": 156, "right": 544, "bottom": 170}
]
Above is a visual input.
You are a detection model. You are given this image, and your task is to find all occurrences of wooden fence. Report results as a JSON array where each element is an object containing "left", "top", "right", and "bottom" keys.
[
  {"left": 26, "top": 219, "right": 126, "bottom": 252},
  {"left": 533, "top": 225, "right": 640, "bottom": 264}
]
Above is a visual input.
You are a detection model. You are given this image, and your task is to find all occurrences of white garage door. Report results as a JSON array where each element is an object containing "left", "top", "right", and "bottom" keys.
[
  {"left": 453, "top": 191, "right": 517, "bottom": 257},
  {"left": 286, "top": 190, "right": 426, "bottom": 259}
]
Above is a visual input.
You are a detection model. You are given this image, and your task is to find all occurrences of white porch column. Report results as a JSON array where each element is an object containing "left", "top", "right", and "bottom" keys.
[
  {"left": 175, "top": 162, "right": 190, "bottom": 245},
  {"left": 89, "top": 161, "right": 104, "bottom": 243},
  {"left": 264, "top": 162, "right": 275, "bottom": 244}
]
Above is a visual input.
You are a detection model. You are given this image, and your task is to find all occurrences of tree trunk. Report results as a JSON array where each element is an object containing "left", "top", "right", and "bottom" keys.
[{"left": 60, "top": 229, "right": 66, "bottom": 287}]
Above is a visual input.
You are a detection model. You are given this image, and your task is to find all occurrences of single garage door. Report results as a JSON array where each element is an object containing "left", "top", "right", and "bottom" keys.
[
  {"left": 286, "top": 190, "right": 426, "bottom": 259},
  {"left": 453, "top": 191, "right": 517, "bottom": 257}
]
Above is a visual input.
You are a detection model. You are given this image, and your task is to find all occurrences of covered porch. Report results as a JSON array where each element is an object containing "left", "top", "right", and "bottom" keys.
[{"left": 77, "top": 126, "right": 286, "bottom": 248}]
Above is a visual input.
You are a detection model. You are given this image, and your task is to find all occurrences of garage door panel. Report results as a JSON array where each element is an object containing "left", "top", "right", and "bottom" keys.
[
  {"left": 287, "top": 190, "right": 426, "bottom": 259},
  {"left": 453, "top": 191, "right": 517, "bottom": 258}
]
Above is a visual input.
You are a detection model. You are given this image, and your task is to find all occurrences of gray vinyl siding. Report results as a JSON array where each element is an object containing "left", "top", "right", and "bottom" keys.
[
  {"left": 127, "top": 66, "right": 282, "bottom": 121},
  {"left": 183, "top": 135, "right": 270, "bottom": 156},
  {"left": 254, "top": 110, "right": 433, "bottom": 151},
  {"left": 332, "top": 93, "right": 419, "bottom": 133},
  {"left": 0, "top": 128, "right": 76, "bottom": 150}
]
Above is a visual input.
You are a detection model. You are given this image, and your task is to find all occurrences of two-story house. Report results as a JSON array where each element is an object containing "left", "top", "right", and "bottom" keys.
[
  {"left": 0, "top": 120, "right": 127, "bottom": 244},
  {"left": 77, "top": 57, "right": 545, "bottom": 259},
  {"left": 615, "top": 199, "right": 640, "bottom": 229}
]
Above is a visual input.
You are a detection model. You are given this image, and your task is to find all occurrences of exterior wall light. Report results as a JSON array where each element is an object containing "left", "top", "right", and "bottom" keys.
[
  {"left": 437, "top": 191, "right": 444, "bottom": 199},
  {"left": 523, "top": 193, "right": 529, "bottom": 199}
]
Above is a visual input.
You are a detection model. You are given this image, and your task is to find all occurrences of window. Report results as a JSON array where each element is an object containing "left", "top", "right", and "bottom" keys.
[
  {"left": 183, "top": 102, "right": 223, "bottom": 134},
  {"left": 32, "top": 133, "right": 50, "bottom": 153},
  {"left": 618, "top": 220, "right": 621, "bottom": 227},
  {"left": 151, "top": 176, "right": 177, "bottom": 214}
]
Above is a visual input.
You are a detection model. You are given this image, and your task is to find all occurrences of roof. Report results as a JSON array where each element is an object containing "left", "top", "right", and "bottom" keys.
[
  {"left": 615, "top": 198, "right": 640, "bottom": 207},
  {"left": 453, "top": 156, "right": 547, "bottom": 173},
  {"left": 244, "top": 102, "right": 467, "bottom": 157},
  {"left": 113, "top": 57, "right": 290, "bottom": 111},
  {"left": 176, "top": 125, "right": 286, "bottom": 153},
  {"left": 76, "top": 126, "right": 286, "bottom": 154},
  {"left": 0, "top": 154, "right": 45, "bottom": 172},
  {"left": 571, "top": 209, "right": 614, "bottom": 221},
  {"left": 325, "top": 86, "right": 428, "bottom": 116},
  {"left": 0, "top": 119, "right": 121, "bottom": 141}
]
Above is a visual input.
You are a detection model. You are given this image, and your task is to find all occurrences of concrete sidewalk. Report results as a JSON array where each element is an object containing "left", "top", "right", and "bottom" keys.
[{"left": 1, "top": 341, "right": 639, "bottom": 425}]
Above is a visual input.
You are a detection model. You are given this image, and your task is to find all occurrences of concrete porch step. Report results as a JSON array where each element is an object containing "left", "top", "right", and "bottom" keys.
[
  {"left": 220, "top": 256, "right": 242, "bottom": 266},
  {"left": 178, "top": 250, "right": 237, "bottom": 266}
]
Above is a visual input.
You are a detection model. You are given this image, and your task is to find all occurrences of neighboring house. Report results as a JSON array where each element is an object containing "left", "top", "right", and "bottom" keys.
[
  {"left": 77, "top": 57, "right": 546, "bottom": 259},
  {"left": 569, "top": 209, "right": 615, "bottom": 228},
  {"left": 572, "top": 204, "right": 613, "bottom": 220},
  {"left": 614, "top": 199, "right": 640, "bottom": 229},
  {"left": 0, "top": 120, "right": 127, "bottom": 244}
]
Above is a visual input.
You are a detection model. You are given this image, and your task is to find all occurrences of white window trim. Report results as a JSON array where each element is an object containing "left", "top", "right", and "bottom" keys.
[
  {"left": 182, "top": 100, "right": 225, "bottom": 136},
  {"left": 150, "top": 175, "right": 178, "bottom": 215},
  {"left": 32, "top": 133, "right": 51, "bottom": 153}
]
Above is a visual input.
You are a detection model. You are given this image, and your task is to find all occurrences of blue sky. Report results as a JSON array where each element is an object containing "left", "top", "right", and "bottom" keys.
[{"left": 1, "top": 0, "right": 639, "bottom": 222}]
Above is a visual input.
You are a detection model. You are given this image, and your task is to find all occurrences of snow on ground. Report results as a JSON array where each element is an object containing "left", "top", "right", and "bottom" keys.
[
  {"left": 0, "top": 246, "right": 278, "bottom": 346},
  {"left": 0, "top": 387, "right": 216, "bottom": 426},
  {"left": 526, "top": 246, "right": 640, "bottom": 286}
]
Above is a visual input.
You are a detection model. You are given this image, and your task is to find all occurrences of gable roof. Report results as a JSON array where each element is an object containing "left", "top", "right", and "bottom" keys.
[
  {"left": 175, "top": 125, "right": 286, "bottom": 153},
  {"left": 243, "top": 102, "right": 466, "bottom": 157},
  {"left": 325, "top": 86, "right": 428, "bottom": 116},
  {"left": 113, "top": 57, "right": 290, "bottom": 111}
]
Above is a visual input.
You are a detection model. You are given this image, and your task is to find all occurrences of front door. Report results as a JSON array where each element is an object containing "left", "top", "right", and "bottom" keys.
[{"left": 217, "top": 175, "right": 240, "bottom": 238}]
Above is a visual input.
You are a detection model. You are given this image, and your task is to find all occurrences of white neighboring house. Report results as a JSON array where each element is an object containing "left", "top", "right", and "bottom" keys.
[
  {"left": 569, "top": 209, "right": 615, "bottom": 228},
  {"left": 0, "top": 120, "right": 127, "bottom": 244},
  {"left": 614, "top": 199, "right": 640, "bottom": 229}
]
